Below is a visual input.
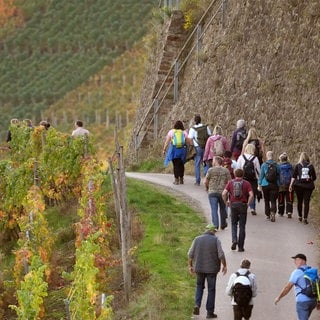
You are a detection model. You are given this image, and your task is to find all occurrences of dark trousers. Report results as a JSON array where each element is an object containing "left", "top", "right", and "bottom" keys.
[
  {"left": 233, "top": 304, "right": 253, "bottom": 320},
  {"left": 262, "top": 184, "right": 279, "bottom": 216},
  {"left": 172, "top": 158, "right": 184, "bottom": 179},
  {"left": 294, "top": 186, "right": 313, "bottom": 219},
  {"left": 230, "top": 203, "right": 247, "bottom": 250},
  {"left": 278, "top": 189, "right": 294, "bottom": 215}
]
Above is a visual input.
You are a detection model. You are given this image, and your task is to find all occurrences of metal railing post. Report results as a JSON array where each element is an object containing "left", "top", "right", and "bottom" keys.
[
  {"left": 174, "top": 60, "right": 179, "bottom": 102},
  {"left": 154, "top": 99, "right": 159, "bottom": 139},
  {"left": 222, "top": 0, "right": 227, "bottom": 28},
  {"left": 196, "top": 24, "right": 202, "bottom": 65}
]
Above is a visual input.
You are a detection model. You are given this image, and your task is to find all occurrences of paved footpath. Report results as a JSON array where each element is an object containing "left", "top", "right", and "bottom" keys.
[{"left": 126, "top": 172, "right": 319, "bottom": 320}]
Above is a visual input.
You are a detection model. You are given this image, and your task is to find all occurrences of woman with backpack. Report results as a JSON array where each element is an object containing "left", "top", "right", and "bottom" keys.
[
  {"left": 237, "top": 143, "right": 261, "bottom": 216},
  {"left": 203, "top": 125, "right": 230, "bottom": 168},
  {"left": 241, "top": 127, "right": 266, "bottom": 165},
  {"left": 163, "top": 120, "right": 189, "bottom": 185},
  {"left": 278, "top": 152, "right": 294, "bottom": 218},
  {"left": 289, "top": 152, "right": 317, "bottom": 224}
]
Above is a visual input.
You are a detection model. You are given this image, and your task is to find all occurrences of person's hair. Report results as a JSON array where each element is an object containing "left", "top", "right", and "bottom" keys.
[
  {"left": 214, "top": 156, "right": 223, "bottom": 166},
  {"left": 194, "top": 114, "right": 201, "bottom": 125},
  {"left": 173, "top": 120, "right": 184, "bottom": 130},
  {"left": 236, "top": 119, "right": 245, "bottom": 129},
  {"left": 279, "top": 152, "right": 288, "bottom": 162},
  {"left": 213, "top": 125, "right": 222, "bottom": 135},
  {"left": 224, "top": 150, "right": 232, "bottom": 158},
  {"left": 245, "top": 143, "right": 256, "bottom": 155},
  {"left": 76, "top": 120, "right": 83, "bottom": 127},
  {"left": 10, "top": 118, "right": 19, "bottom": 125},
  {"left": 299, "top": 152, "right": 310, "bottom": 163},
  {"left": 234, "top": 168, "right": 244, "bottom": 177},
  {"left": 240, "top": 259, "right": 251, "bottom": 269},
  {"left": 266, "top": 150, "right": 273, "bottom": 160},
  {"left": 40, "top": 120, "right": 51, "bottom": 129},
  {"left": 245, "top": 128, "right": 259, "bottom": 141},
  {"left": 23, "top": 119, "right": 32, "bottom": 127}
]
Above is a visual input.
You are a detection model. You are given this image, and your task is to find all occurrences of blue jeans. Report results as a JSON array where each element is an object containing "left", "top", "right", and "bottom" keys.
[
  {"left": 230, "top": 203, "right": 248, "bottom": 250},
  {"left": 195, "top": 273, "right": 217, "bottom": 313},
  {"left": 195, "top": 146, "right": 207, "bottom": 184},
  {"left": 296, "top": 299, "right": 317, "bottom": 320},
  {"left": 208, "top": 193, "right": 227, "bottom": 229}
]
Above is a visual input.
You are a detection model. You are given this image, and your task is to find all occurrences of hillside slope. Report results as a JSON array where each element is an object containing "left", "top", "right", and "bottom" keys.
[
  {"left": 134, "top": 0, "right": 320, "bottom": 168},
  {"left": 0, "top": 0, "right": 157, "bottom": 141}
]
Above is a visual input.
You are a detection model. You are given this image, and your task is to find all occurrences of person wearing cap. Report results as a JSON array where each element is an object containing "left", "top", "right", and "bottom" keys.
[
  {"left": 188, "top": 223, "right": 227, "bottom": 318},
  {"left": 230, "top": 119, "right": 247, "bottom": 161},
  {"left": 274, "top": 253, "right": 318, "bottom": 320},
  {"left": 277, "top": 152, "right": 294, "bottom": 218},
  {"left": 226, "top": 259, "right": 257, "bottom": 320}
]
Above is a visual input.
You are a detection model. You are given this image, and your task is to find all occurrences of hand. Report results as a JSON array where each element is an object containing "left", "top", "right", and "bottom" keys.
[
  {"left": 274, "top": 297, "right": 280, "bottom": 305},
  {"left": 257, "top": 185, "right": 262, "bottom": 192},
  {"left": 188, "top": 266, "right": 195, "bottom": 275},
  {"left": 221, "top": 265, "right": 227, "bottom": 275}
]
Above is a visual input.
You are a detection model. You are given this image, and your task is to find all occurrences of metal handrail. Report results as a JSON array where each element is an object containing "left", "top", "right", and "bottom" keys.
[{"left": 135, "top": 0, "right": 224, "bottom": 149}]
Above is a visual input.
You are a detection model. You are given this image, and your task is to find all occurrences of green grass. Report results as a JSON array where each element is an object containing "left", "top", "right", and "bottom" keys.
[{"left": 121, "top": 178, "right": 206, "bottom": 319}]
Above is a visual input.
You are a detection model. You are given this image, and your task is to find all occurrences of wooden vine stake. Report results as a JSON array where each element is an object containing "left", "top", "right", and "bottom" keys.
[{"left": 108, "top": 129, "right": 131, "bottom": 303}]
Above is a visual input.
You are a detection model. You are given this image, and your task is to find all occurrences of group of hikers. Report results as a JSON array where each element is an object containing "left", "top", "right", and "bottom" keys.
[
  {"left": 6, "top": 118, "right": 90, "bottom": 143},
  {"left": 163, "top": 115, "right": 319, "bottom": 319}
]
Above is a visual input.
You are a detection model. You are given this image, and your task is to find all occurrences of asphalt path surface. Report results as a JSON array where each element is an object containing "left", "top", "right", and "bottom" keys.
[{"left": 126, "top": 172, "right": 319, "bottom": 320}]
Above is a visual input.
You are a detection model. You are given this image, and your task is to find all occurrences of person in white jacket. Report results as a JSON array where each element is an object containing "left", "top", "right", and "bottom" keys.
[
  {"left": 237, "top": 144, "right": 261, "bottom": 215},
  {"left": 226, "top": 259, "right": 258, "bottom": 320}
]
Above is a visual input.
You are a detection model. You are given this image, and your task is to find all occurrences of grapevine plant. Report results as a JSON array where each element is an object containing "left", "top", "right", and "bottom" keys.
[{"left": 0, "top": 124, "right": 113, "bottom": 319}]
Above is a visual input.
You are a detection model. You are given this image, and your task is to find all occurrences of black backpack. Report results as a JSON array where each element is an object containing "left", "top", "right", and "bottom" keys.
[
  {"left": 243, "top": 155, "right": 256, "bottom": 181},
  {"left": 194, "top": 125, "right": 209, "bottom": 148},
  {"left": 234, "top": 128, "right": 247, "bottom": 150},
  {"left": 232, "top": 271, "right": 253, "bottom": 306},
  {"left": 265, "top": 162, "right": 278, "bottom": 183}
]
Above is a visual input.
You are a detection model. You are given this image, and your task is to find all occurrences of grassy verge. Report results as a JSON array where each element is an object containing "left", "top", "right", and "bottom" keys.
[{"left": 116, "top": 178, "right": 206, "bottom": 320}]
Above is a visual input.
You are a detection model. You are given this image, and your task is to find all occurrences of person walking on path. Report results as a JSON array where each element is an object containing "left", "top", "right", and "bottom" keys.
[
  {"left": 258, "top": 151, "right": 280, "bottom": 222},
  {"left": 188, "top": 114, "right": 211, "bottom": 186},
  {"left": 188, "top": 223, "right": 227, "bottom": 319},
  {"left": 222, "top": 169, "right": 254, "bottom": 252},
  {"left": 289, "top": 152, "right": 316, "bottom": 224},
  {"left": 226, "top": 259, "right": 258, "bottom": 320},
  {"left": 204, "top": 156, "right": 231, "bottom": 230},
  {"left": 203, "top": 125, "right": 230, "bottom": 168},
  {"left": 230, "top": 119, "right": 247, "bottom": 161},
  {"left": 278, "top": 152, "right": 294, "bottom": 218},
  {"left": 237, "top": 143, "right": 261, "bottom": 216},
  {"left": 241, "top": 127, "right": 266, "bottom": 165},
  {"left": 72, "top": 120, "right": 90, "bottom": 137},
  {"left": 163, "top": 120, "right": 189, "bottom": 185},
  {"left": 274, "top": 253, "right": 318, "bottom": 320}
]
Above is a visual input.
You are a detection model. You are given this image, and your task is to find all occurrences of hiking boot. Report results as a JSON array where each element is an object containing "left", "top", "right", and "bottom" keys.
[
  {"left": 179, "top": 177, "right": 184, "bottom": 184},
  {"left": 270, "top": 213, "right": 275, "bottom": 222},
  {"left": 298, "top": 217, "right": 302, "bottom": 222},
  {"left": 287, "top": 213, "right": 292, "bottom": 218},
  {"left": 194, "top": 182, "right": 200, "bottom": 186},
  {"left": 238, "top": 248, "right": 245, "bottom": 252},
  {"left": 193, "top": 305, "right": 200, "bottom": 315},
  {"left": 266, "top": 215, "right": 270, "bottom": 220},
  {"left": 231, "top": 242, "right": 237, "bottom": 250},
  {"left": 304, "top": 219, "right": 308, "bottom": 225},
  {"left": 251, "top": 210, "right": 257, "bottom": 215},
  {"left": 206, "top": 312, "right": 217, "bottom": 318},
  {"left": 173, "top": 178, "right": 179, "bottom": 185}
]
